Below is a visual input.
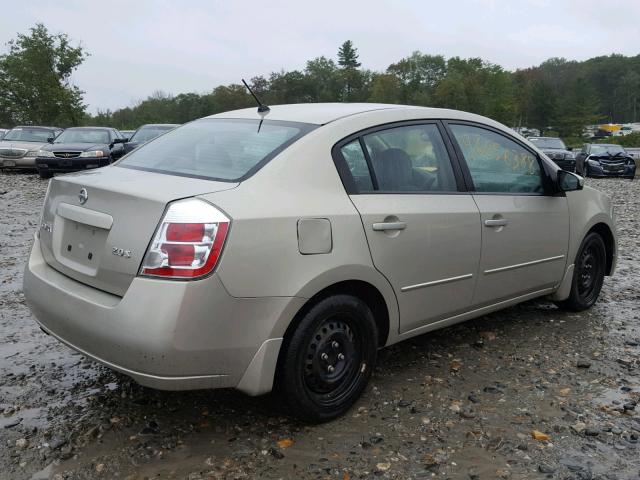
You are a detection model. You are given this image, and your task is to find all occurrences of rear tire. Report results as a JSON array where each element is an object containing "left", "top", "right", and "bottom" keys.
[
  {"left": 276, "top": 294, "right": 378, "bottom": 423},
  {"left": 38, "top": 170, "right": 53, "bottom": 179},
  {"left": 555, "top": 232, "right": 606, "bottom": 311}
]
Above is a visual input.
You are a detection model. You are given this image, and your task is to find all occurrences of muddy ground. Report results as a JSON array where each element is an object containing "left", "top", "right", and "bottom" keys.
[{"left": 0, "top": 172, "right": 638, "bottom": 480}]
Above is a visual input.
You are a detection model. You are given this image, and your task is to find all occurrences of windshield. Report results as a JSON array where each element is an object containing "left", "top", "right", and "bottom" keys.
[
  {"left": 529, "top": 137, "right": 566, "bottom": 149},
  {"left": 130, "top": 126, "right": 176, "bottom": 143},
  {"left": 3, "top": 127, "right": 55, "bottom": 142},
  {"left": 55, "top": 129, "right": 111, "bottom": 144},
  {"left": 591, "top": 144, "right": 625, "bottom": 156},
  {"left": 118, "top": 119, "right": 316, "bottom": 181}
]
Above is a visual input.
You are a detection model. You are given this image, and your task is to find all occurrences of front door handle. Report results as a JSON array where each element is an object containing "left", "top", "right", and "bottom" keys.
[
  {"left": 372, "top": 221, "right": 407, "bottom": 231},
  {"left": 484, "top": 219, "right": 508, "bottom": 227}
]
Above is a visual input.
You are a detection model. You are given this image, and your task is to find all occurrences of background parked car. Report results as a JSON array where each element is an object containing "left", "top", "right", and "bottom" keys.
[
  {"left": 528, "top": 136, "right": 576, "bottom": 171},
  {"left": 35, "top": 127, "right": 127, "bottom": 179},
  {"left": 123, "top": 124, "right": 179, "bottom": 154},
  {"left": 575, "top": 144, "right": 636, "bottom": 179},
  {"left": 0, "top": 128, "right": 9, "bottom": 140},
  {"left": 0, "top": 126, "right": 63, "bottom": 170}
]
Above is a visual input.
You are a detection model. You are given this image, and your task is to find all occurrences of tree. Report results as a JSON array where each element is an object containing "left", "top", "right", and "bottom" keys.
[
  {"left": 368, "top": 74, "right": 401, "bottom": 103},
  {"left": 529, "top": 80, "right": 557, "bottom": 133},
  {"left": 556, "top": 77, "right": 600, "bottom": 137},
  {"left": 387, "top": 52, "right": 446, "bottom": 104},
  {"left": 268, "top": 70, "right": 312, "bottom": 104},
  {"left": 76, "top": 40, "right": 640, "bottom": 148},
  {"left": 337, "top": 40, "right": 363, "bottom": 101},
  {"left": 0, "top": 24, "right": 88, "bottom": 126},
  {"left": 304, "top": 56, "right": 341, "bottom": 102},
  {"left": 337, "top": 40, "right": 361, "bottom": 70},
  {"left": 210, "top": 84, "right": 253, "bottom": 112}
]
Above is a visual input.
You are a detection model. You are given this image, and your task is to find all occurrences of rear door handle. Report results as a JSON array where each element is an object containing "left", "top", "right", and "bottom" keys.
[
  {"left": 372, "top": 221, "right": 407, "bottom": 231},
  {"left": 484, "top": 219, "right": 508, "bottom": 227}
]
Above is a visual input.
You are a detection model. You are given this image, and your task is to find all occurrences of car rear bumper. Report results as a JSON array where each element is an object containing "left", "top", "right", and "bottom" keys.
[
  {"left": 0, "top": 156, "right": 37, "bottom": 169},
  {"left": 24, "top": 235, "right": 303, "bottom": 393},
  {"left": 36, "top": 157, "right": 111, "bottom": 172}
]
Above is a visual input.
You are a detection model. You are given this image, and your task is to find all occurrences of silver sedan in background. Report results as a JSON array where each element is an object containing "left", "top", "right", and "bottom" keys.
[
  {"left": 0, "top": 125, "right": 63, "bottom": 170},
  {"left": 24, "top": 104, "right": 616, "bottom": 422}
]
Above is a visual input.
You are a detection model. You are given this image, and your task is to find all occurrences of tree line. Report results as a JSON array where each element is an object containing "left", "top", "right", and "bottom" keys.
[{"left": 2, "top": 25, "right": 640, "bottom": 142}]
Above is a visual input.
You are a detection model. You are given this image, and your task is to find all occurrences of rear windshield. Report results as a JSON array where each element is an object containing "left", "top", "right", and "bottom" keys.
[{"left": 118, "top": 118, "right": 316, "bottom": 181}]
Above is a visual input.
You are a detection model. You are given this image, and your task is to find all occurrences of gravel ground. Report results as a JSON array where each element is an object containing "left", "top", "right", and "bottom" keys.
[{"left": 0, "top": 171, "right": 638, "bottom": 480}]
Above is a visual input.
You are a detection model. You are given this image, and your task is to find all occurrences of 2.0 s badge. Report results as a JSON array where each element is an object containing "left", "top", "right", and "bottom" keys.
[{"left": 112, "top": 247, "right": 132, "bottom": 258}]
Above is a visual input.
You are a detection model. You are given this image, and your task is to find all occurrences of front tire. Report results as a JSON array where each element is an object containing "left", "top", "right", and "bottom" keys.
[
  {"left": 276, "top": 294, "right": 378, "bottom": 423},
  {"left": 555, "top": 232, "right": 606, "bottom": 311}
]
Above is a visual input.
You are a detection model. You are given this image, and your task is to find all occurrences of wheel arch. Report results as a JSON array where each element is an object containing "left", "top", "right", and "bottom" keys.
[
  {"left": 271, "top": 278, "right": 394, "bottom": 400},
  {"left": 284, "top": 279, "right": 392, "bottom": 349},
  {"left": 587, "top": 222, "right": 615, "bottom": 276}
]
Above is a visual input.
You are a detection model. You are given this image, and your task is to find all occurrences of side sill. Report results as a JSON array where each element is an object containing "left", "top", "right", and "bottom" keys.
[{"left": 397, "top": 287, "right": 555, "bottom": 341}]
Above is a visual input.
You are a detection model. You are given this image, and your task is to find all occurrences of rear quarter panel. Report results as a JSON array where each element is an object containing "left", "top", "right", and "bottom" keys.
[{"left": 198, "top": 119, "right": 402, "bottom": 343}]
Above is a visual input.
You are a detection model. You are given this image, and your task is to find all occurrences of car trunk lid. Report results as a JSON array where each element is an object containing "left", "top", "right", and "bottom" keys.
[{"left": 38, "top": 166, "right": 238, "bottom": 296}]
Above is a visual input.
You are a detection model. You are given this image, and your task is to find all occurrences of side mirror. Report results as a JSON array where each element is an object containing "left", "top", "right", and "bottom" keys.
[
  {"left": 558, "top": 170, "right": 584, "bottom": 192},
  {"left": 566, "top": 146, "right": 573, "bottom": 151},
  {"left": 112, "top": 138, "right": 126, "bottom": 145},
  {"left": 47, "top": 137, "right": 54, "bottom": 144}
]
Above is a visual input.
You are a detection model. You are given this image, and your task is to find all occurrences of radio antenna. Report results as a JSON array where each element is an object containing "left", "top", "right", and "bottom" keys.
[{"left": 242, "top": 79, "right": 270, "bottom": 113}]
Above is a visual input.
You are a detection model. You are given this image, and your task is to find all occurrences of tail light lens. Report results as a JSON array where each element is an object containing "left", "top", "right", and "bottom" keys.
[{"left": 140, "top": 198, "right": 229, "bottom": 279}]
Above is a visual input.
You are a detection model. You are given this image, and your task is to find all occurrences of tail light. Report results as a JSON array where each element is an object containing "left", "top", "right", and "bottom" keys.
[{"left": 140, "top": 198, "right": 229, "bottom": 279}]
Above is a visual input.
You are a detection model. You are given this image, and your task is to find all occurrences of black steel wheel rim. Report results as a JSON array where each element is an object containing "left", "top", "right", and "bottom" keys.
[
  {"left": 302, "top": 314, "right": 363, "bottom": 406},
  {"left": 576, "top": 240, "right": 603, "bottom": 303}
]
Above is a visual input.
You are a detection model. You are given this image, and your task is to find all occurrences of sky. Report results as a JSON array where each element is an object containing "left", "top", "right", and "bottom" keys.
[{"left": 1, "top": 0, "right": 638, "bottom": 113}]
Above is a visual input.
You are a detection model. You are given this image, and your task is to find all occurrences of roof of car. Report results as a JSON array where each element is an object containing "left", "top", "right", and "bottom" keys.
[
  {"left": 65, "top": 126, "right": 113, "bottom": 130},
  {"left": 208, "top": 103, "right": 419, "bottom": 125},
  {"left": 139, "top": 124, "right": 180, "bottom": 128},
  {"left": 13, "top": 125, "right": 61, "bottom": 130}
]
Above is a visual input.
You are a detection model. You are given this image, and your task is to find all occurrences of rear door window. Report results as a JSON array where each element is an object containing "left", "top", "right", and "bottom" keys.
[
  {"left": 362, "top": 124, "right": 458, "bottom": 192},
  {"left": 340, "top": 140, "right": 374, "bottom": 192},
  {"left": 118, "top": 119, "right": 316, "bottom": 181}
]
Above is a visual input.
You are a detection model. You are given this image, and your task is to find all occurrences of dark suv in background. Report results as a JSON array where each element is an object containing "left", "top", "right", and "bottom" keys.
[
  {"left": 123, "top": 124, "right": 179, "bottom": 154},
  {"left": 575, "top": 144, "right": 636, "bottom": 179},
  {"left": 35, "top": 127, "right": 127, "bottom": 178},
  {"left": 528, "top": 137, "right": 576, "bottom": 172}
]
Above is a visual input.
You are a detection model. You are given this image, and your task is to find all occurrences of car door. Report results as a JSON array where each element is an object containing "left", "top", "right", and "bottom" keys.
[
  {"left": 445, "top": 122, "right": 569, "bottom": 307},
  {"left": 333, "top": 122, "right": 482, "bottom": 334}
]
